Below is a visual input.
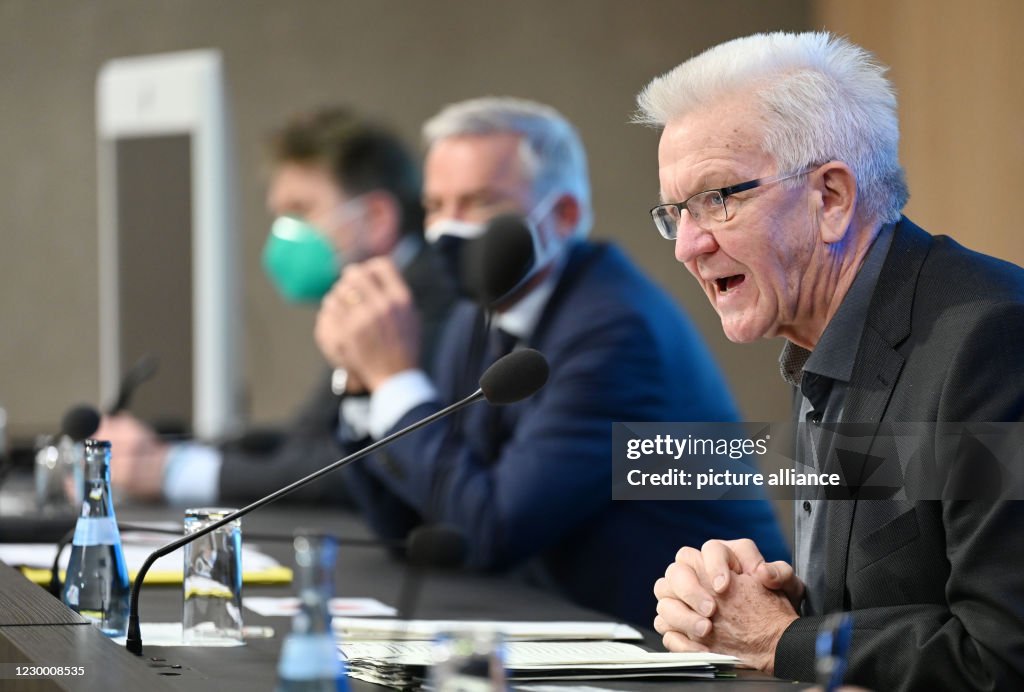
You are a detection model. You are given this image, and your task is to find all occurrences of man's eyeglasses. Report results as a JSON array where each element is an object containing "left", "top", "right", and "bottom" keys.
[{"left": 650, "top": 167, "right": 816, "bottom": 239}]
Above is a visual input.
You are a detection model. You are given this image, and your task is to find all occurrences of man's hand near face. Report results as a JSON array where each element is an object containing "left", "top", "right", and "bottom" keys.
[{"left": 314, "top": 257, "right": 421, "bottom": 393}]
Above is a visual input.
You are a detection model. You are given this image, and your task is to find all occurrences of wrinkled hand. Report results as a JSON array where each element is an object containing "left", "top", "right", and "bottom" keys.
[
  {"left": 95, "top": 413, "right": 168, "bottom": 501},
  {"left": 653, "top": 539, "right": 803, "bottom": 674},
  {"left": 315, "top": 258, "right": 420, "bottom": 391}
]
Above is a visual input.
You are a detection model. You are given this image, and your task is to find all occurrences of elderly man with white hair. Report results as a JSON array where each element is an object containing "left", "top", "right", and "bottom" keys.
[
  {"left": 637, "top": 32, "right": 1024, "bottom": 689},
  {"left": 320, "top": 97, "right": 788, "bottom": 626}
]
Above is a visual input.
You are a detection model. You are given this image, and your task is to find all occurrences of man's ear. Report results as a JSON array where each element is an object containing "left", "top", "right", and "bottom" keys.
[
  {"left": 362, "top": 190, "right": 401, "bottom": 253},
  {"left": 551, "top": 193, "right": 581, "bottom": 240},
  {"left": 814, "top": 161, "right": 857, "bottom": 245}
]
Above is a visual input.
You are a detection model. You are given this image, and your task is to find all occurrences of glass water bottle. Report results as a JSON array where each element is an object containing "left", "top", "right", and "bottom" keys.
[
  {"left": 61, "top": 439, "right": 130, "bottom": 637},
  {"left": 276, "top": 533, "right": 347, "bottom": 692}
]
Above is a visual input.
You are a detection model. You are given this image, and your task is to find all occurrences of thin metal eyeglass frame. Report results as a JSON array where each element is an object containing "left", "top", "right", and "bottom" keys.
[{"left": 650, "top": 167, "right": 816, "bottom": 239}]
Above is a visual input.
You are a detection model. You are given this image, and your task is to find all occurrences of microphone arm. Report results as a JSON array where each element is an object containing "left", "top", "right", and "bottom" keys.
[
  {"left": 108, "top": 354, "right": 159, "bottom": 415},
  {"left": 125, "top": 387, "right": 486, "bottom": 655}
]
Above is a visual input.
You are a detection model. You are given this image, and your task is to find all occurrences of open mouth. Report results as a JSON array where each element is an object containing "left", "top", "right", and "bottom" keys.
[{"left": 714, "top": 274, "right": 746, "bottom": 294}]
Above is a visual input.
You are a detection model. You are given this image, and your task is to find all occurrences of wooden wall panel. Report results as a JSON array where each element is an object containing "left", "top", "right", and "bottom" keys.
[{"left": 815, "top": 0, "right": 1024, "bottom": 266}]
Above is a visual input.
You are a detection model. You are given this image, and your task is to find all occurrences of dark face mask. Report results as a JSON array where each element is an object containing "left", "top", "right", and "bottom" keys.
[
  {"left": 432, "top": 234, "right": 470, "bottom": 296},
  {"left": 427, "top": 216, "right": 536, "bottom": 307},
  {"left": 458, "top": 214, "right": 536, "bottom": 307}
]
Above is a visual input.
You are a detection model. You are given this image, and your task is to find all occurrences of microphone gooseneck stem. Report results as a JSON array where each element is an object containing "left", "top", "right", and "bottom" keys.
[
  {"left": 126, "top": 387, "right": 485, "bottom": 655},
  {"left": 48, "top": 527, "right": 76, "bottom": 598},
  {"left": 108, "top": 355, "right": 159, "bottom": 415}
]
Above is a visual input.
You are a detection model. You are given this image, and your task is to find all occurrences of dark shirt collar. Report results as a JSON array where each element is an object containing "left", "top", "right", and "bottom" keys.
[{"left": 779, "top": 222, "right": 894, "bottom": 389}]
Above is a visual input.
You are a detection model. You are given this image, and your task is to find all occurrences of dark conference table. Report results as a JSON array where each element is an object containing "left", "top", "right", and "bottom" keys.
[{"left": 1, "top": 502, "right": 805, "bottom": 692}]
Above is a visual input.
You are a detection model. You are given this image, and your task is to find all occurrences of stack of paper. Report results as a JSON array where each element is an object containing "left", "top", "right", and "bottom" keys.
[
  {"left": 339, "top": 640, "right": 739, "bottom": 689},
  {"left": 332, "top": 618, "right": 643, "bottom": 642}
]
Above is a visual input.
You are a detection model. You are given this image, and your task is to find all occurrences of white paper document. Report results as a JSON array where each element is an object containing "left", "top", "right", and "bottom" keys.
[
  {"left": 110, "top": 622, "right": 246, "bottom": 647},
  {"left": 109, "top": 622, "right": 273, "bottom": 647},
  {"left": 340, "top": 640, "right": 738, "bottom": 669},
  {"left": 332, "top": 618, "right": 643, "bottom": 642},
  {"left": 244, "top": 596, "right": 396, "bottom": 618},
  {"left": 0, "top": 536, "right": 281, "bottom": 577}
]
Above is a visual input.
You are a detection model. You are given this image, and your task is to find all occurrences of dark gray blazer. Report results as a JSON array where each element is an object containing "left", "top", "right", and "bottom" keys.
[
  {"left": 775, "top": 218, "right": 1024, "bottom": 690},
  {"left": 216, "top": 241, "right": 457, "bottom": 504}
]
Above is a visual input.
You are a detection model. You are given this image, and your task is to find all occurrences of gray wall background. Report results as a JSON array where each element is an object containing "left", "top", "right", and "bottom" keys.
[{"left": 0, "top": 0, "right": 810, "bottom": 435}]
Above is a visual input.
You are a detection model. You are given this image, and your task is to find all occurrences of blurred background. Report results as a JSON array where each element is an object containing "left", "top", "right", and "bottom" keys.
[{"left": 1, "top": 0, "right": 1021, "bottom": 437}]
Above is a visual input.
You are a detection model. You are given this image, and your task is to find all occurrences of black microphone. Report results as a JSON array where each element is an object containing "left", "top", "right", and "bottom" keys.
[
  {"left": 108, "top": 354, "right": 159, "bottom": 415},
  {"left": 61, "top": 404, "right": 101, "bottom": 442},
  {"left": 461, "top": 213, "right": 535, "bottom": 307},
  {"left": 125, "top": 348, "right": 549, "bottom": 654},
  {"left": 481, "top": 347, "right": 549, "bottom": 405},
  {"left": 397, "top": 524, "right": 468, "bottom": 620}
]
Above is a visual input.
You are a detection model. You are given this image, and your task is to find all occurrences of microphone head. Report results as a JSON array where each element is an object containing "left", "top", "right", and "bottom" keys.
[
  {"left": 406, "top": 524, "right": 467, "bottom": 569},
  {"left": 61, "top": 404, "right": 101, "bottom": 442},
  {"left": 479, "top": 348, "right": 549, "bottom": 405},
  {"left": 460, "top": 213, "right": 535, "bottom": 306}
]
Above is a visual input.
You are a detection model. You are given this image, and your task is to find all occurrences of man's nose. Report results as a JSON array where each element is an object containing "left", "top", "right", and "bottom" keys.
[{"left": 674, "top": 215, "right": 719, "bottom": 264}]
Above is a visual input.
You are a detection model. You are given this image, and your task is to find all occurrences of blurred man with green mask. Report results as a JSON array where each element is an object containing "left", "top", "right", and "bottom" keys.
[
  {"left": 98, "top": 107, "right": 457, "bottom": 506},
  {"left": 262, "top": 127, "right": 390, "bottom": 304}
]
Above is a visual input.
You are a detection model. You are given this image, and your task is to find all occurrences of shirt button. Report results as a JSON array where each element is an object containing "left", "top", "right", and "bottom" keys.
[{"left": 803, "top": 500, "right": 812, "bottom": 513}]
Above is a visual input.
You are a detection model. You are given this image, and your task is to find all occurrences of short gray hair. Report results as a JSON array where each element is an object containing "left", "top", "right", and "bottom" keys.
[
  {"left": 635, "top": 32, "right": 908, "bottom": 224},
  {"left": 423, "top": 97, "right": 593, "bottom": 237}
]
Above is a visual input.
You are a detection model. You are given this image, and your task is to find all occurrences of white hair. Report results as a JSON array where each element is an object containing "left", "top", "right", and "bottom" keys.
[
  {"left": 423, "top": 97, "right": 593, "bottom": 237},
  {"left": 635, "top": 31, "right": 908, "bottom": 224}
]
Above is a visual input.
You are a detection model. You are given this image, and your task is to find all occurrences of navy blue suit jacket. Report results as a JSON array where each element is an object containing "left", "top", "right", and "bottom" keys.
[{"left": 342, "top": 241, "right": 788, "bottom": 626}]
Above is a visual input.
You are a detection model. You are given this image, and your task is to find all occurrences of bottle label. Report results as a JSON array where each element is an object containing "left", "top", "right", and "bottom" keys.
[{"left": 71, "top": 517, "right": 120, "bottom": 546}]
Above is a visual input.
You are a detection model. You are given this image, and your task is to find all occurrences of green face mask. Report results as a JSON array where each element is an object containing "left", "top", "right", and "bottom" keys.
[{"left": 261, "top": 216, "right": 342, "bottom": 303}]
